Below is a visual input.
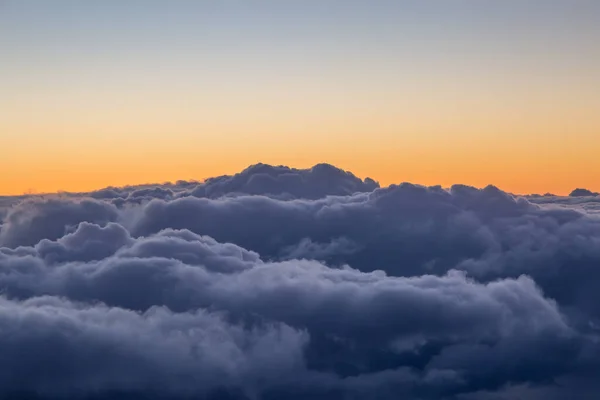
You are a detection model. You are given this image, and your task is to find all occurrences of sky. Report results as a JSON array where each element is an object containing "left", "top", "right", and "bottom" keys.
[{"left": 1, "top": 0, "right": 599, "bottom": 195}]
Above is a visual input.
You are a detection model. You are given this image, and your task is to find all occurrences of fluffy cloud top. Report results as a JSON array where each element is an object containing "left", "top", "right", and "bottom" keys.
[
  {"left": 1, "top": 163, "right": 600, "bottom": 399},
  {"left": 569, "top": 188, "right": 599, "bottom": 197}
]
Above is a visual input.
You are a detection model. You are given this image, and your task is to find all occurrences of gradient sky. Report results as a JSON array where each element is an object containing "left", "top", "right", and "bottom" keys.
[{"left": 1, "top": 0, "right": 599, "bottom": 195}]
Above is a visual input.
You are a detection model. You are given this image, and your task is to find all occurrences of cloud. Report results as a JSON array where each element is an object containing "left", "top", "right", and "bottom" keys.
[
  {"left": 122, "top": 182, "right": 600, "bottom": 324},
  {"left": 569, "top": 188, "right": 599, "bottom": 197},
  {"left": 0, "top": 198, "right": 118, "bottom": 248},
  {"left": 0, "top": 295, "right": 307, "bottom": 399},
  {"left": 0, "top": 224, "right": 587, "bottom": 399},
  {"left": 183, "top": 163, "right": 379, "bottom": 200},
  {"left": 1, "top": 163, "right": 600, "bottom": 399}
]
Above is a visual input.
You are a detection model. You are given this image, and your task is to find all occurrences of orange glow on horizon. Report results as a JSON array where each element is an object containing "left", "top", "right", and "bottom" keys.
[
  {"left": 2, "top": 0, "right": 599, "bottom": 198},
  {"left": 2, "top": 137, "right": 599, "bottom": 197}
]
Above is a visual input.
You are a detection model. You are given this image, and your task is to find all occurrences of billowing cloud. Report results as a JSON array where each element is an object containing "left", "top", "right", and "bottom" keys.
[
  {"left": 0, "top": 296, "right": 307, "bottom": 399},
  {"left": 183, "top": 163, "right": 379, "bottom": 200},
  {"left": 0, "top": 198, "right": 118, "bottom": 247},
  {"left": 1, "top": 163, "right": 600, "bottom": 399},
  {"left": 569, "top": 188, "right": 599, "bottom": 197}
]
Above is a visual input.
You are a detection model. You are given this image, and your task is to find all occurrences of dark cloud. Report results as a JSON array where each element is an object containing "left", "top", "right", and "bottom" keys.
[
  {"left": 0, "top": 224, "right": 585, "bottom": 399},
  {"left": 35, "top": 222, "right": 133, "bottom": 264},
  {"left": 527, "top": 195, "right": 600, "bottom": 215},
  {"left": 122, "top": 182, "right": 600, "bottom": 325},
  {"left": 569, "top": 188, "right": 599, "bottom": 197},
  {"left": 0, "top": 198, "right": 118, "bottom": 248},
  {"left": 56, "top": 164, "right": 376, "bottom": 208},
  {"left": 0, "top": 296, "right": 307, "bottom": 399},
  {"left": 183, "top": 163, "right": 379, "bottom": 200},
  {"left": 1, "top": 163, "right": 600, "bottom": 399}
]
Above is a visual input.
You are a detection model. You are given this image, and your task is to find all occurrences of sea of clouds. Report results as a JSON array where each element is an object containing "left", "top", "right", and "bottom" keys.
[{"left": 1, "top": 163, "right": 600, "bottom": 399}]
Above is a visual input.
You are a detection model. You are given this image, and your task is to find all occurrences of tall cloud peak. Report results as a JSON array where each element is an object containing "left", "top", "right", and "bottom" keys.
[
  {"left": 188, "top": 162, "right": 380, "bottom": 199},
  {"left": 570, "top": 188, "right": 599, "bottom": 197}
]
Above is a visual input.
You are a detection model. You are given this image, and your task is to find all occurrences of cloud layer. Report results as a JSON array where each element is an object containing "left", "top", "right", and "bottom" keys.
[{"left": 1, "top": 163, "right": 600, "bottom": 399}]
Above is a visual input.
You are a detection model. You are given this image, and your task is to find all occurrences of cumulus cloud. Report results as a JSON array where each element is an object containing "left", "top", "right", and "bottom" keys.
[
  {"left": 1, "top": 163, "right": 600, "bottom": 399},
  {"left": 0, "top": 224, "right": 584, "bottom": 399},
  {"left": 569, "top": 188, "right": 599, "bottom": 197},
  {"left": 0, "top": 198, "right": 118, "bottom": 247},
  {"left": 0, "top": 296, "right": 307, "bottom": 399},
  {"left": 183, "top": 163, "right": 379, "bottom": 200}
]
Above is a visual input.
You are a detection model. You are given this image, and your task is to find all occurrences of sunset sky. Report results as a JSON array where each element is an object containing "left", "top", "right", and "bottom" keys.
[{"left": 1, "top": 0, "right": 599, "bottom": 195}]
